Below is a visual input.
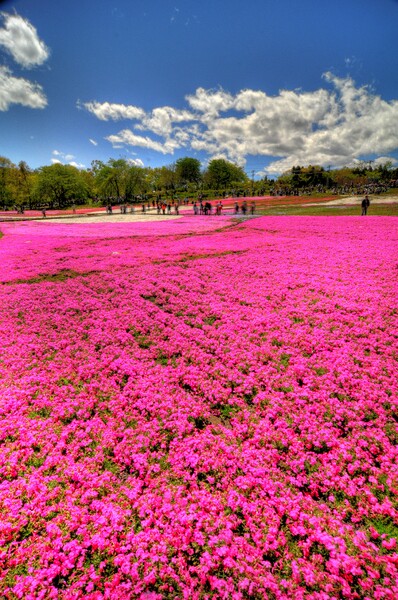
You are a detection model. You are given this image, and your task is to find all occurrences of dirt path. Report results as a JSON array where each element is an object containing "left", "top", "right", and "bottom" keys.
[
  {"left": 306, "top": 195, "right": 398, "bottom": 206},
  {"left": 48, "top": 211, "right": 184, "bottom": 224}
]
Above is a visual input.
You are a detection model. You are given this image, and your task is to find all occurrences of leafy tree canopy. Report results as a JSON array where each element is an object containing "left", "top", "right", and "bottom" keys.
[
  {"left": 34, "top": 163, "right": 90, "bottom": 207},
  {"left": 204, "top": 159, "right": 247, "bottom": 188},
  {"left": 93, "top": 158, "right": 150, "bottom": 199},
  {"left": 175, "top": 157, "right": 201, "bottom": 184}
]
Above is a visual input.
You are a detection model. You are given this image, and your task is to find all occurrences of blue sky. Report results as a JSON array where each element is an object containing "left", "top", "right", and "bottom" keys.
[{"left": 1, "top": 0, "right": 398, "bottom": 177}]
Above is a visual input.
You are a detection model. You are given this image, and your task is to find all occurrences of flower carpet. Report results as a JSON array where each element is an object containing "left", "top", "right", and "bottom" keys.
[{"left": 0, "top": 215, "right": 397, "bottom": 599}]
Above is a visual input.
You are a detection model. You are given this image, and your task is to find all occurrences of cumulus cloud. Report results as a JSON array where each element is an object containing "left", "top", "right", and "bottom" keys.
[
  {"left": 52, "top": 150, "right": 75, "bottom": 161},
  {"left": 106, "top": 129, "right": 179, "bottom": 154},
  {"left": 0, "top": 65, "right": 47, "bottom": 110},
  {"left": 127, "top": 157, "right": 144, "bottom": 167},
  {"left": 83, "top": 75, "right": 398, "bottom": 174},
  {"left": 137, "top": 106, "right": 195, "bottom": 136},
  {"left": 186, "top": 87, "right": 234, "bottom": 118},
  {"left": 51, "top": 150, "right": 84, "bottom": 169},
  {"left": 80, "top": 100, "right": 145, "bottom": 121},
  {"left": 0, "top": 12, "right": 49, "bottom": 68},
  {"left": 373, "top": 156, "right": 398, "bottom": 167}
]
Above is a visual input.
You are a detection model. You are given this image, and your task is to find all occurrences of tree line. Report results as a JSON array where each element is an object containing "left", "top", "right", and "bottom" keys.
[{"left": 1, "top": 155, "right": 397, "bottom": 210}]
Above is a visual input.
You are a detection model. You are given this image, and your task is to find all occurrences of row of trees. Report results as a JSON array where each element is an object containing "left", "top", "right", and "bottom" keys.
[
  {"left": 0, "top": 156, "right": 249, "bottom": 210},
  {"left": 278, "top": 163, "right": 398, "bottom": 192},
  {"left": 1, "top": 155, "right": 397, "bottom": 210}
]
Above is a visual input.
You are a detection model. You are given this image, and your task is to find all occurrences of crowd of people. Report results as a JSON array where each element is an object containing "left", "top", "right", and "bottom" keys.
[
  {"left": 3, "top": 190, "right": 386, "bottom": 220},
  {"left": 102, "top": 194, "right": 375, "bottom": 218},
  {"left": 102, "top": 197, "right": 257, "bottom": 218}
]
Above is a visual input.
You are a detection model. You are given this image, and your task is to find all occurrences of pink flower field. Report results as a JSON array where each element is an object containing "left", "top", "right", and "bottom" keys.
[{"left": 0, "top": 215, "right": 398, "bottom": 599}]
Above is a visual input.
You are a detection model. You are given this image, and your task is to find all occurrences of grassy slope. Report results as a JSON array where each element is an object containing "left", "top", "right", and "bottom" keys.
[{"left": 259, "top": 203, "right": 398, "bottom": 216}]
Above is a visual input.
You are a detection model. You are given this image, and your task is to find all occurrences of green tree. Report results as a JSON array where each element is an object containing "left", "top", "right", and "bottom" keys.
[
  {"left": 94, "top": 159, "right": 127, "bottom": 198},
  {"left": 0, "top": 156, "right": 15, "bottom": 208},
  {"left": 9, "top": 161, "right": 35, "bottom": 208},
  {"left": 204, "top": 159, "right": 247, "bottom": 189},
  {"left": 34, "top": 164, "right": 90, "bottom": 208},
  {"left": 330, "top": 167, "right": 363, "bottom": 188},
  {"left": 125, "top": 164, "right": 148, "bottom": 200},
  {"left": 175, "top": 157, "right": 201, "bottom": 185},
  {"left": 150, "top": 165, "right": 178, "bottom": 193},
  {"left": 93, "top": 158, "right": 148, "bottom": 201}
]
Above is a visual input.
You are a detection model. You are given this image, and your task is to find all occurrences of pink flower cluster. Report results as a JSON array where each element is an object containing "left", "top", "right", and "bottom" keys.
[{"left": 0, "top": 215, "right": 398, "bottom": 599}]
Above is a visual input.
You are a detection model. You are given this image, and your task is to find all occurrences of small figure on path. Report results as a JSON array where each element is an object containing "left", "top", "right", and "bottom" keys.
[
  {"left": 41, "top": 208, "right": 46, "bottom": 218},
  {"left": 361, "top": 195, "right": 370, "bottom": 215}
]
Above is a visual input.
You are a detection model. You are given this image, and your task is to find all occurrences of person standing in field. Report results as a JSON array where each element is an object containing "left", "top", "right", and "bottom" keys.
[{"left": 361, "top": 195, "right": 370, "bottom": 215}]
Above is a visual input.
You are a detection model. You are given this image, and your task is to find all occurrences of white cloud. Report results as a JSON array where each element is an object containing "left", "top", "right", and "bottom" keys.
[
  {"left": 82, "top": 74, "right": 398, "bottom": 174},
  {"left": 80, "top": 100, "right": 145, "bottom": 121},
  {"left": 137, "top": 106, "right": 195, "bottom": 136},
  {"left": 106, "top": 129, "right": 179, "bottom": 154},
  {"left": 0, "top": 65, "right": 47, "bottom": 110},
  {"left": 127, "top": 157, "right": 144, "bottom": 167},
  {"left": 89, "top": 138, "right": 98, "bottom": 146},
  {"left": 52, "top": 150, "right": 75, "bottom": 161},
  {"left": 0, "top": 12, "right": 49, "bottom": 68},
  {"left": 186, "top": 87, "right": 234, "bottom": 118},
  {"left": 50, "top": 150, "right": 84, "bottom": 169}
]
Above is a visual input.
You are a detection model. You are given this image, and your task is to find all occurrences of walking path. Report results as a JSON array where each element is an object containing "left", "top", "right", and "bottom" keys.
[
  {"left": 48, "top": 211, "right": 183, "bottom": 224},
  {"left": 305, "top": 195, "right": 398, "bottom": 207},
  {"left": 1, "top": 195, "right": 397, "bottom": 223}
]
